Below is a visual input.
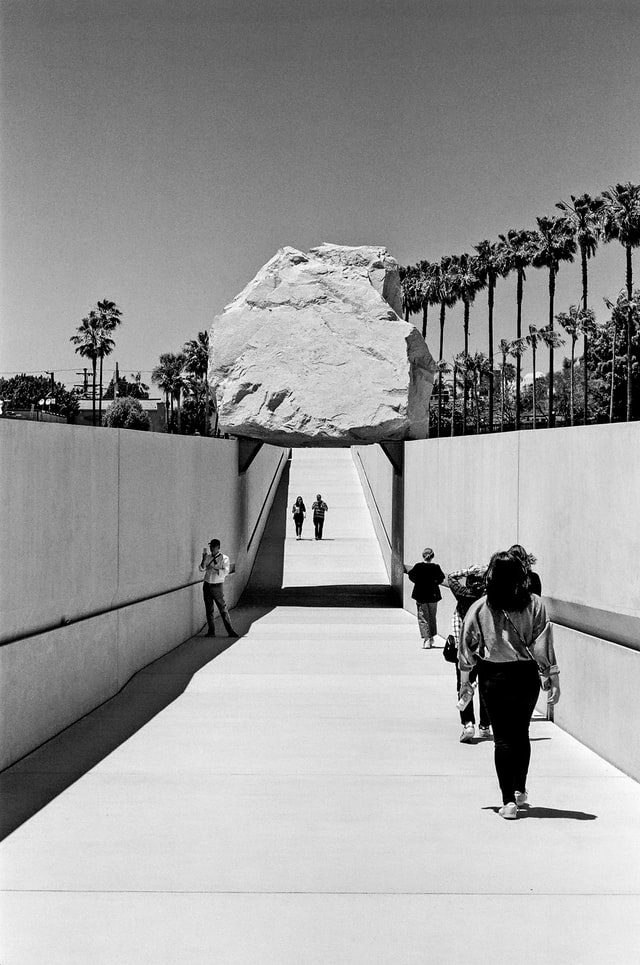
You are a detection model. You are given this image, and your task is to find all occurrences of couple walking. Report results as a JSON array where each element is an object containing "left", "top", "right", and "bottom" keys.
[{"left": 291, "top": 494, "right": 329, "bottom": 540}]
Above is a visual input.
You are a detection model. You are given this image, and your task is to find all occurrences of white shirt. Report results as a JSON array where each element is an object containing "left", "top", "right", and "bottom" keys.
[{"left": 200, "top": 551, "right": 230, "bottom": 584}]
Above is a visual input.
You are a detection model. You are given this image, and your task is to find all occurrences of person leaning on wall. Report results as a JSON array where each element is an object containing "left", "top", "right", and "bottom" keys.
[{"left": 403, "top": 547, "right": 445, "bottom": 648}]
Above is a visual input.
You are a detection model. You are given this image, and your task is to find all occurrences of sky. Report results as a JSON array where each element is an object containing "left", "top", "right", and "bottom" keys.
[{"left": 1, "top": 0, "right": 639, "bottom": 391}]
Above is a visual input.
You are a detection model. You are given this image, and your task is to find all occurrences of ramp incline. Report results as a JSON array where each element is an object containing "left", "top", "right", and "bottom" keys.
[{"left": 1, "top": 449, "right": 639, "bottom": 963}]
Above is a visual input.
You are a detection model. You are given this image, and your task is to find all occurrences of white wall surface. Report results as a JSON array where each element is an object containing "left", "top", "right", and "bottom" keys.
[
  {"left": 352, "top": 444, "right": 395, "bottom": 579},
  {"left": 0, "top": 422, "right": 287, "bottom": 768}
]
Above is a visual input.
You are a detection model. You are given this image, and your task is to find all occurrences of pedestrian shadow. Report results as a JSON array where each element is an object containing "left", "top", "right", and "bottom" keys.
[{"left": 483, "top": 805, "right": 597, "bottom": 820}]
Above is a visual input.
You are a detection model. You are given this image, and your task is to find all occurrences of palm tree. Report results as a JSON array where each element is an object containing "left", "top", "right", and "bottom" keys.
[
  {"left": 70, "top": 316, "right": 100, "bottom": 425},
  {"left": 400, "top": 265, "right": 422, "bottom": 323},
  {"left": 450, "top": 353, "right": 464, "bottom": 436},
  {"left": 556, "top": 193, "right": 604, "bottom": 423},
  {"left": 497, "top": 229, "right": 537, "bottom": 430},
  {"left": 602, "top": 184, "right": 640, "bottom": 420},
  {"left": 521, "top": 325, "right": 565, "bottom": 428},
  {"left": 497, "top": 339, "right": 516, "bottom": 432},
  {"left": 603, "top": 291, "right": 640, "bottom": 422},
  {"left": 531, "top": 216, "right": 577, "bottom": 426},
  {"left": 556, "top": 306, "right": 597, "bottom": 426},
  {"left": 417, "top": 260, "right": 440, "bottom": 340},
  {"left": 93, "top": 300, "right": 123, "bottom": 424},
  {"left": 459, "top": 351, "right": 491, "bottom": 432},
  {"left": 433, "top": 257, "right": 459, "bottom": 436},
  {"left": 152, "top": 352, "right": 186, "bottom": 432},
  {"left": 183, "top": 330, "right": 211, "bottom": 435},
  {"left": 474, "top": 240, "right": 508, "bottom": 432},
  {"left": 450, "top": 253, "right": 484, "bottom": 434}
]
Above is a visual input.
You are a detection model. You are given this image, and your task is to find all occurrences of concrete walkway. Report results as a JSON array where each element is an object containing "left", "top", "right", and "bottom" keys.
[{"left": 2, "top": 449, "right": 640, "bottom": 964}]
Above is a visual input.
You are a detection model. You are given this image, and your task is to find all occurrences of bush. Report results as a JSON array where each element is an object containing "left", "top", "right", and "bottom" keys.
[{"left": 103, "top": 397, "right": 151, "bottom": 430}]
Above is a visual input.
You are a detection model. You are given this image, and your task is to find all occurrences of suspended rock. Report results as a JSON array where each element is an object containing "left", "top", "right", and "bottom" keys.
[{"left": 209, "top": 244, "right": 436, "bottom": 446}]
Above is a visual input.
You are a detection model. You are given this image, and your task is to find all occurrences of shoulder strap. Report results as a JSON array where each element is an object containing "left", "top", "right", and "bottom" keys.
[{"left": 501, "top": 609, "right": 537, "bottom": 664}]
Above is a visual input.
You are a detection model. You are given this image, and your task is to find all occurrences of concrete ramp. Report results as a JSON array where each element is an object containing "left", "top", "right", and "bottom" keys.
[{"left": 2, "top": 450, "right": 640, "bottom": 963}]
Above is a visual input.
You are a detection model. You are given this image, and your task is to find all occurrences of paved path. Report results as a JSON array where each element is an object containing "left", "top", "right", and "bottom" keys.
[{"left": 2, "top": 449, "right": 640, "bottom": 963}]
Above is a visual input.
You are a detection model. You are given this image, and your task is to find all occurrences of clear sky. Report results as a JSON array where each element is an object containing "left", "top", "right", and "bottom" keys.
[{"left": 1, "top": 0, "right": 638, "bottom": 390}]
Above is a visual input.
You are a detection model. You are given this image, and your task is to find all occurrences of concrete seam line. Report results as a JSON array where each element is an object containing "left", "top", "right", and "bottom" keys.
[
  {"left": 246, "top": 449, "right": 288, "bottom": 551},
  {"left": 354, "top": 451, "right": 392, "bottom": 550}
]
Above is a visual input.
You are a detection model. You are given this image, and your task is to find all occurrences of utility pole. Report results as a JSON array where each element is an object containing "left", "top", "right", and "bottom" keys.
[{"left": 114, "top": 361, "right": 119, "bottom": 400}]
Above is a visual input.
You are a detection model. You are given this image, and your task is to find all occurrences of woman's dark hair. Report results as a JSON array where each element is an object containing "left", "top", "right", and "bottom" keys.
[
  {"left": 508, "top": 543, "right": 537, "bottom": 569},
  {"left": 485, "top": 551, "right": 531, "bottom": 612}
]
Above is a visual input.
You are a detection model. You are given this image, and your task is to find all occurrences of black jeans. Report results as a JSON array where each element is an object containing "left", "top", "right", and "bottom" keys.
[
  {"left": 455, "top": 663, "right": 490, "bottom": 727},
  {"left": 314, "top": 515, "right": 325, "bottom": 539},
  {"left": 203, "top": 582, "right": 235, "bottom": 635},
  {"left": 478, "top": 659, "right": 540, "bottom": 804},
  {"left": 293, "top": 514, "right": 304, "bottom": 537}
]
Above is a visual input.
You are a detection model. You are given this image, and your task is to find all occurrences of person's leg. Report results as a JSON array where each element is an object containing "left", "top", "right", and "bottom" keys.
[
  {"left": 314, "top": 517, "right": 320, "bottom": 539},
  {"left": 476, "top": 668, "right": 491, "bottom": 730},
  {"left": 426, "top": 601, "right": 438, "bottom": 639},
  {"left": 512, "top": 665, "right": 540, "bottom": 795},
  {"left": 456, "top": 662, "right": 475, "bottom": 725},
  {"left": 478, "top": 662, "right": 521, "bottom": 805},
  {"left": 317, "top": 516, "right": 324, "bottom": 539},
  {"left": 203, "top": 582, "right": 216, "bottom": 635},
  {"left": 211, "top": 584, "right": 237, "bottom": 636},
  {"left": 416, "top": 604, "right": 431, "bottom": 644}
]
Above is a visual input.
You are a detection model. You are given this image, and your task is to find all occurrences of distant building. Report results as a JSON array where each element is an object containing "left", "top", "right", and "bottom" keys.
[{"left": 75, "top": 398, "right": 167, "bottom": 432}]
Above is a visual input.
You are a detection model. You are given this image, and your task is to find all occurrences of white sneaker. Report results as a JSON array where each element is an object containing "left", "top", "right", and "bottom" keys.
[
  {"left": 498, "top": 802, "right": 518, "bottom": 820},
  {"left": 515, "top": 790, "right": 528, "bottom": 807},
  {"left": 459, "top": 724, "right": 475, "bottom": 743},
  {"left": 478, "top": 726, "right": 491, "bottom": 739}
]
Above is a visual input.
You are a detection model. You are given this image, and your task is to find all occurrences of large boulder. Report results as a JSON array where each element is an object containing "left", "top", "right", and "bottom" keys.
[{"left": 209, "top": 244, "right": 436, "bottom": 446}]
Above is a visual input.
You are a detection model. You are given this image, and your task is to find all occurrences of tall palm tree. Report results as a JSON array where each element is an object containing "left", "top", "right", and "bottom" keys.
[
  {"left": 93, "top": 300, "right": 123, "bottom": 424},
  {"left": 497, "top": 339, "right": 516, "bottom": 432},
  {"left": 152, "top": 352, "right": 186, "bottom": 432},
  {"left": 556, "top": 193, "right": 604, "bottom": 423},
  {"left": 521, "top": 325, "right": 565, "bottom": 428},
  {"left": 183, "top": 330, "right": 211, "bottom": 435},
  {"left": 459, "top": 351, "right": 491, "bottom": 433},
  {"left": 450, "top": 353, "right": 465, "bottom": 436},
  {"left": 497, "top": 229, "right": 537, "bottom": 430},
  {"left": 400, "top": 265, "right": 422, "bottom": 323},
  {"left": 602, "top": 184, "right": 640, "bottom": 420},
  {"left": 450, "top": 253, "right": 484, "bottom": 434},
  {"left": 70, "top": 316, "right": 100, "bottom": 425},
  {"left": 603, "top": 291, "right": 640, "bottom": 422},
  {"left": 532, "top": 216, "right": 577, "bottom": 426},
  {"left": 417, "top": 260, "right": 440, "bottom": 340},
  {"left": 474, "top": 240, "right": 508, "bottom": 432},
  {"left": 433, "top": 257, "right": 459, "bottom": 437},
  {"left": 556, "top": 306, "right": 597, "bottom": 426}
]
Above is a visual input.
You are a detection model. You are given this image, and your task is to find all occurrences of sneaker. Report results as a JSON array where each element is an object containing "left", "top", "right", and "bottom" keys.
[
  {"left": 498, "top": 802, "right": 518, "bottom": 820},
  {"left": 515, "top": 790, "right": 528, "bottom": 807},
  {"left": 422, "top": 638, "right": 433, "bottom": 649},
  {"left": 459, "top": 723, "right": 475, "bottom": 743},
  {"left": 478, "top": 726, "right": 492, "bottom": 739}
]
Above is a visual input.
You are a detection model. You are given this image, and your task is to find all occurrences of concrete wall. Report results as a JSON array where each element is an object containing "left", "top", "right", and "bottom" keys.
[
  {"left": 352, "top": 445, "right": 395, "bottom": 579},
  {"left": 0, "top": 422, "right": 288, "bottom": 768},
  {"left": 354, "top": 425, "right": 640, "bottom": 781}
]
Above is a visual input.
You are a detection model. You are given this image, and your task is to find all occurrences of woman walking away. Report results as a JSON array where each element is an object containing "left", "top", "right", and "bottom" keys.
[
  {"left": 458, "top": 552, "right": 560, "bottom": 819},
  {"left": 508, "top": 544, "right": 542, "bottom": 595},
  {"left": 404, "top": 548, "right": 445, "bottom": 648},
  {"left": 447, "top": 566, "right": 491, "bottom": 742},
  {"left": 292, "top": 496, "right": 306, "bottom": 539}
]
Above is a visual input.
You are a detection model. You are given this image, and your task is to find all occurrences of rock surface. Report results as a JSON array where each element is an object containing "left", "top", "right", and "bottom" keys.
[{"left": 209, "top": 244, "right": 436, "bottom": 446}]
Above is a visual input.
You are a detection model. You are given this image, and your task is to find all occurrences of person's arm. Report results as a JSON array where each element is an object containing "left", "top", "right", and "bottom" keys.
[
  {"left": 531, "top": 601, "right": 560, "bottom": 704},
  {"left": 199, "top": 549, "right": 211, "bottom": 572},
  {"left": 458, "top": 609, "right": 481, "bottom": 697}
]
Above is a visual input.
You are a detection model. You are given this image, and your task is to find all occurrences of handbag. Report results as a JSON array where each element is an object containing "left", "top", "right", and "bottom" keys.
[
  {"left": 443, "top": 634, "right": 458, "bottom": 663},
  {"left": 502, "top": 610, "right": 550, "bottom": 690}
]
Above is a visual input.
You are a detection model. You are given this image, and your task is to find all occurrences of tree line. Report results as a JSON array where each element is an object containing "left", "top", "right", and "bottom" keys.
[{"left": 400, "top": 181, "right": 640, "bottom": 434}]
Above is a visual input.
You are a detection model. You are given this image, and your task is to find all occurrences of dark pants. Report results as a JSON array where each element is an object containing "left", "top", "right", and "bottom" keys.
[
  {"left": 203, "top": 581, "right": 235, "bottom": 635},
  {"left": 455, "top": 662, "right": 490, "bottom": 727},
  {"left": 417, "top": 601, "right": 438, "bottom": 639},
  {"left": 293, "top": 514, "right": 304, "bottom": 537},
  {"left": 478, "top": 659, "right": 540, "bottom": 804},
  {"left": 314, "top": 515, "right": 325, "bottom": 539}
]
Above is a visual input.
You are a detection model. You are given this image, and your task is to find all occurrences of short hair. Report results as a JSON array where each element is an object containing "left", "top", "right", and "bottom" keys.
[
  {"left": 210, "top": 538, "right": 220, "bottom": 548},
  {"left": 422, "top": 547, "right": 434, "bottom": 560},
  {"left": 485, "top": 551, "right": 531, "bottom": 612}
]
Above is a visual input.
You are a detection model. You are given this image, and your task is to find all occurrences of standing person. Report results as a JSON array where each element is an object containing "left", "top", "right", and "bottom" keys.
[
  {"left": 404, "top": 548, "right": 445, "bottom": 648},
  {"left": 312, "top": 494, "right": 328, "bottom": 540},
  {"left": 199, "top": 539, "right": 238, "bottom": 638},
  {"left": 508, "top": 544, "right": 542, "bottom": 595},
  {"left": 292, "top": 496, "right": 306, "bottom": 539},
  {"left": 458, "top": 552, "right": 560, "bottom": 820},
  {"left": 447, "top": 565, "right": 491, "bottom": 742}
]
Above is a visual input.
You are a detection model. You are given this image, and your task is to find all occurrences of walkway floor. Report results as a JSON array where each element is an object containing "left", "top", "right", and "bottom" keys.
[{"left": 2, "top": 449, "right": 640, "bottom": 963}]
